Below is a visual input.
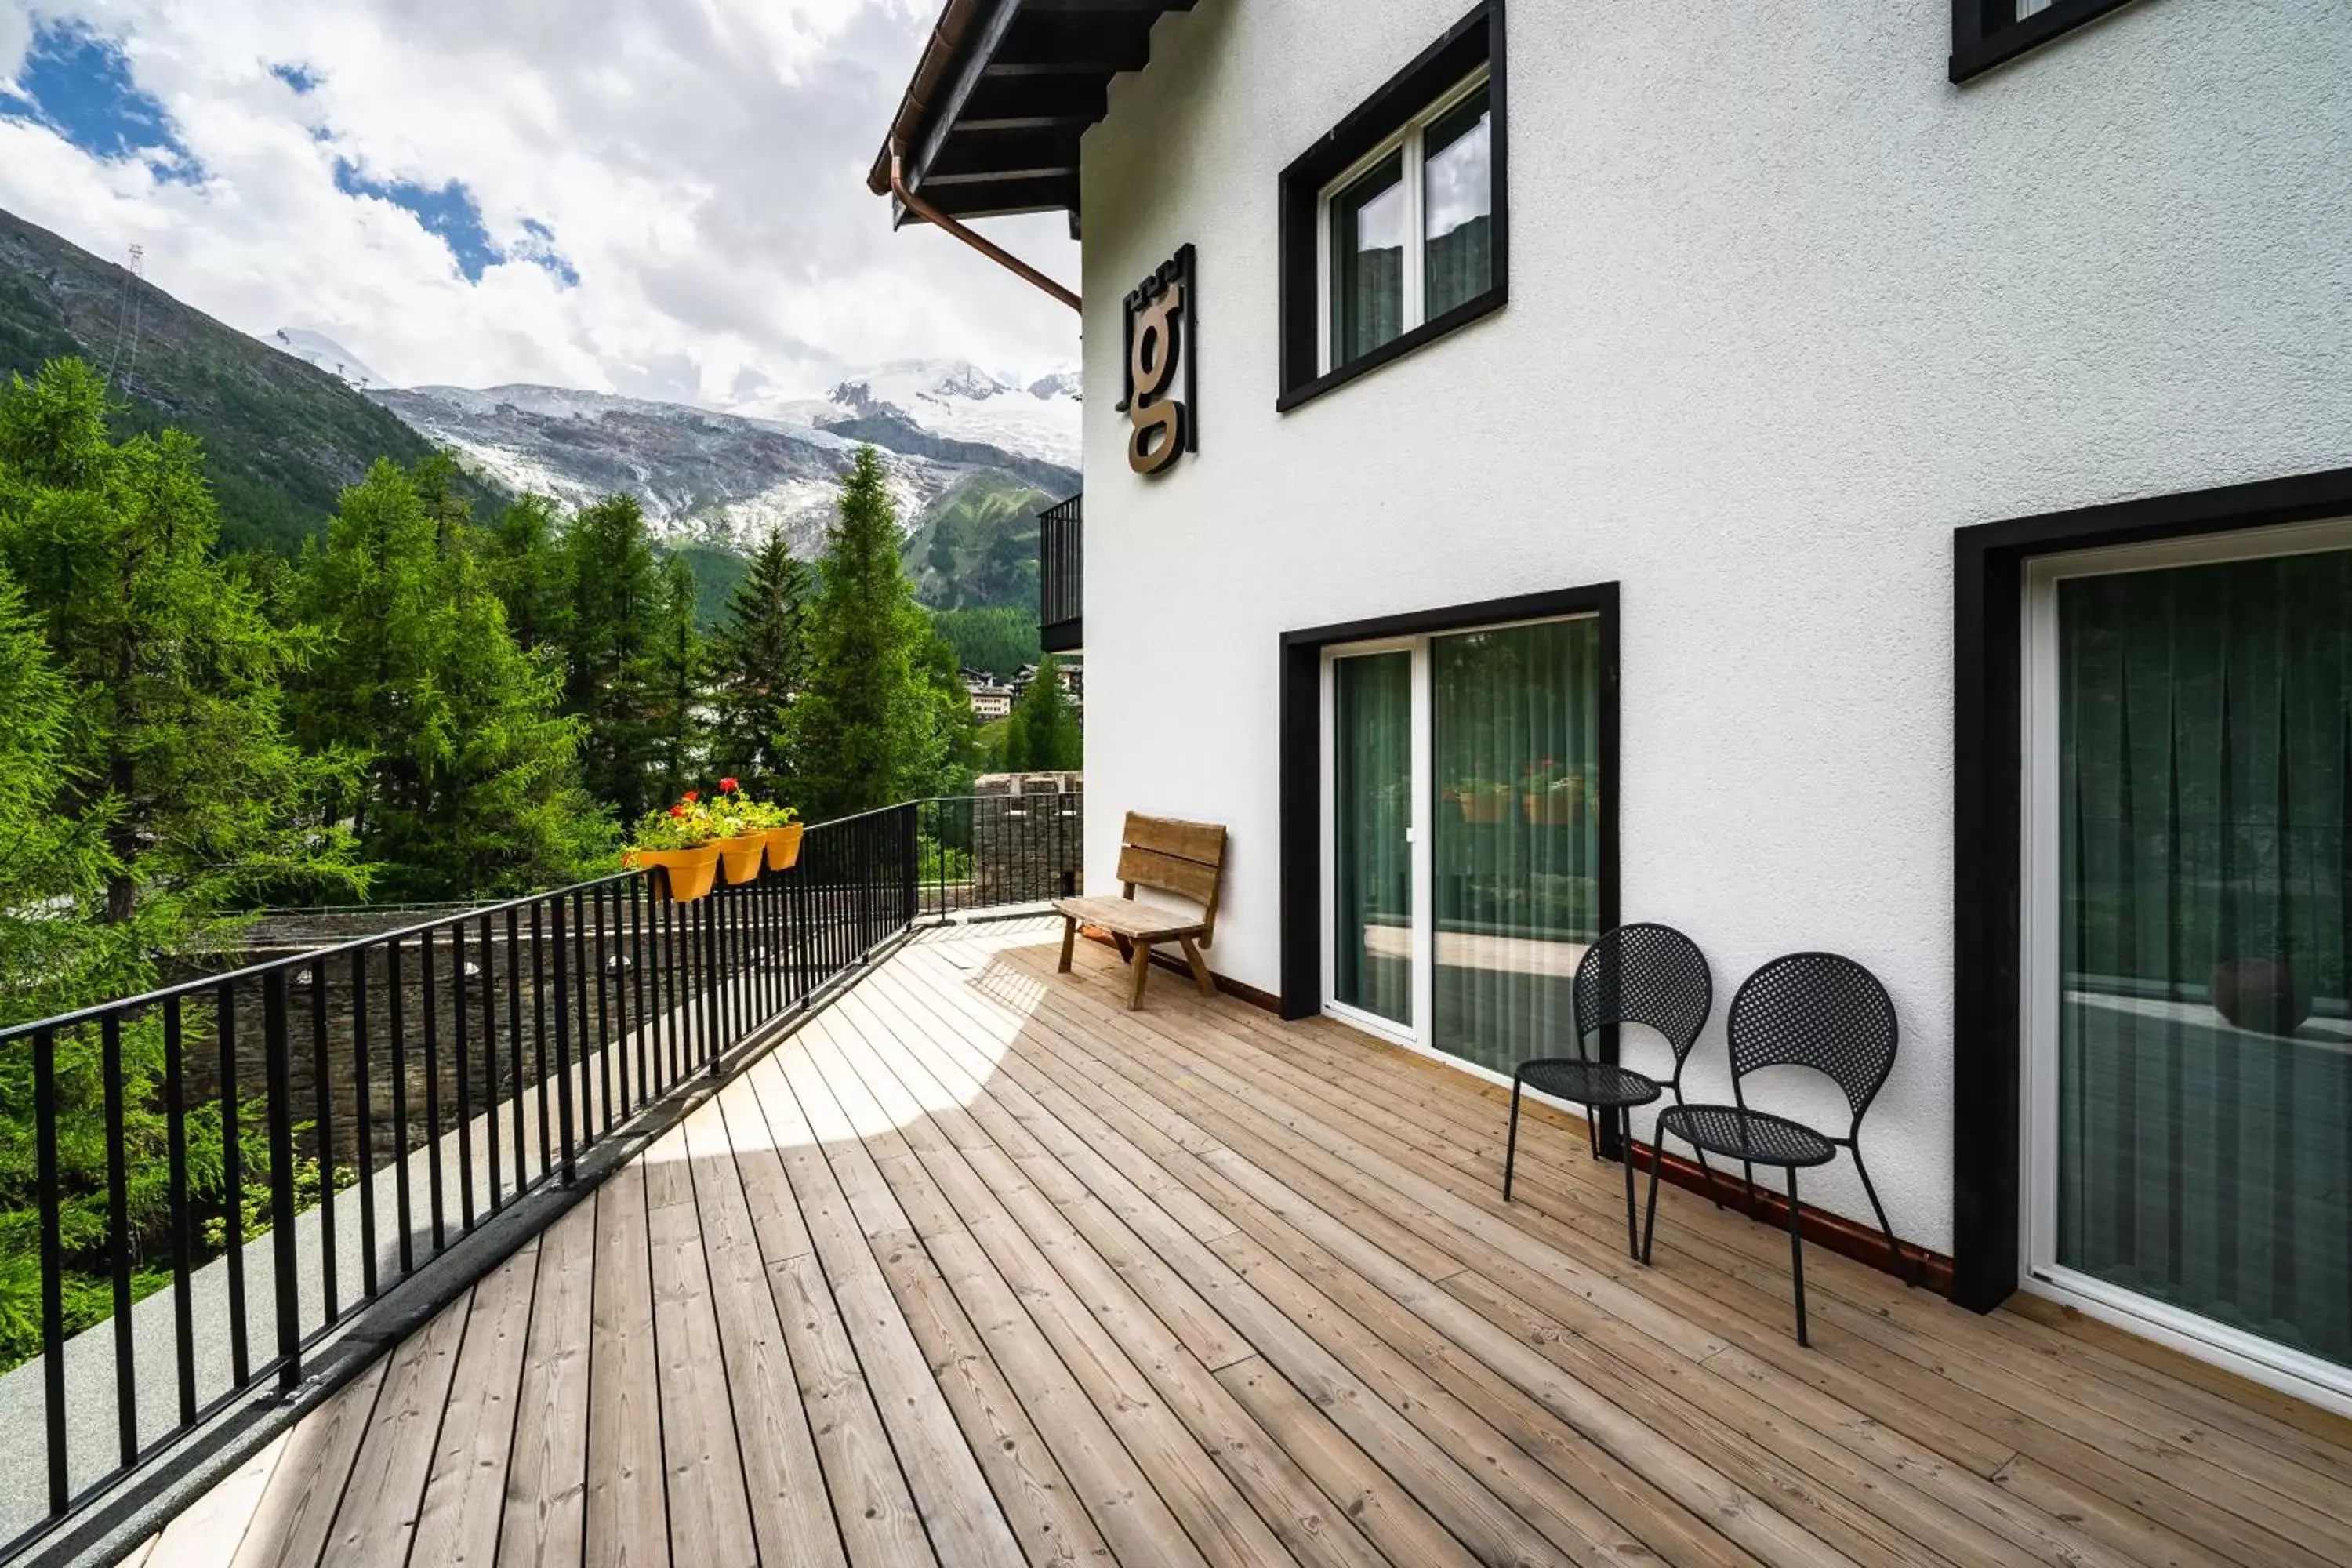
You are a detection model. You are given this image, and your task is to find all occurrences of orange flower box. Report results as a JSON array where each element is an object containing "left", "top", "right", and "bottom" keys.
[
  {"left": 713, "top": 833, "right": 768, "bottom": 885},
  {"left": 626, "top": 844, "right": 720, "bottom": 903},
  {"left": 765, "top": 822, "right": 805, "bottom": 872}
]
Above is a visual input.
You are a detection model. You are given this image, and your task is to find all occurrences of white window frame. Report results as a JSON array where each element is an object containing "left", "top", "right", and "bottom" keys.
[
  {"left": 2020, "top": 514, "right": 2352, "bottom": 1419},
  {"left": 1320, "top": 637, "right": 1432, "bottom": 1051},
  {"left": 1315, "top": 66, "right": 1491, "bottom": 378},
  {"left": 1319, "top": 610, "right": 1602, "bottom": 1101}
]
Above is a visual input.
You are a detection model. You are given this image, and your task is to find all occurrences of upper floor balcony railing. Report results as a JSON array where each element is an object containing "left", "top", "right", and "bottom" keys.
[
  {"left": 0, "top": 786, "right": 1080, "bottom": 1563},
  {"left": 1040, "top": 492, "right": 1081, "bottom": 654}
]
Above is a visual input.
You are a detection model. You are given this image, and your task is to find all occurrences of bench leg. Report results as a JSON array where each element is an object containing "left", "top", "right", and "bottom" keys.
[
  {"left": 1058, "top": 916, "right": 1076, "bottom": 974},
  {"left": 1178, "top": 936, "right": 1214, "bottom": 997},
  {"left": 1113, "top": 933, "right": 1134, "bottom": 964},
  {"left": 1127, "top": 939, "right": 1154, "bottom": 1009}
]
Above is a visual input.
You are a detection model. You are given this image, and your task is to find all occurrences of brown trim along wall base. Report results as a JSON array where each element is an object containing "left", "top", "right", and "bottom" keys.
[
  {"left": 1078, "top": 926, "right": 1285, "bottom": 1013},
  {"left": 1635, "top": 1142, "right": 1958, "bottom": 1296}
]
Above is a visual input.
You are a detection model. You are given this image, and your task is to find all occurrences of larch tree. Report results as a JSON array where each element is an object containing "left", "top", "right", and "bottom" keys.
[
  {"left": 709, "top": 526, "right": 811, "bottom": 796},
  {"left": 559, "top": 493, "right": 666, "bottom": 820},
  {"left": 788, "top": 447, "right": 945, "bottom": 815},
  {"left": 289, "top": 458, "right": 612, "bottom": 898},
  {"left": 0, "top": 358, "right": 363, "bottom": 929}
]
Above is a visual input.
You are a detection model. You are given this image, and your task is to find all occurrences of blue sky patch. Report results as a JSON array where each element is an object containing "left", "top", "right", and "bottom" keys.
[
  {"left": 333, "top": 158, "right": 579, "bottom": 288},
  {"left": 2, "top": 19, "right": 202, "bottom": 183},
  {"left": 270, "top": 63, "right": 318, "bottom": 95}
]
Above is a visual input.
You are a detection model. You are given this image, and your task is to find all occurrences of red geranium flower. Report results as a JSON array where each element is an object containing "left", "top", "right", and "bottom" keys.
[
  {"left": 719, "top": 777, "right": 739, "bottom": 793},
  {"left": 669, "top": 804, "right": 687, "bottom": 818},
  {"left": 683, "top": 790, "right": 699, "bottom": 803}
]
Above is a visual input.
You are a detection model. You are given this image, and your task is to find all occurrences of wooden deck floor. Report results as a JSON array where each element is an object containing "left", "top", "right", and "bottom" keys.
[{"left": 130, "top": 918, "right": 2352, "bottom": 1568}]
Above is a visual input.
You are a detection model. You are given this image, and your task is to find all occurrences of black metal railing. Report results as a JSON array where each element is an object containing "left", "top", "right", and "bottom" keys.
[
  {"left": 0, "top": 802, "right": 920, "bottom": 1560},
  {"left": 1040, "top": 491, "right": 1081, "bottom": 653},
  {"left": 914, "top": 788, "right": 1084, "bottom": 922}
]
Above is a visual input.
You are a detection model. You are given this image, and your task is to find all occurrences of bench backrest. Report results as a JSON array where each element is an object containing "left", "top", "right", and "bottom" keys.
[{"left": 1116, "top": 813, "right": 1228, "bottom": 943}]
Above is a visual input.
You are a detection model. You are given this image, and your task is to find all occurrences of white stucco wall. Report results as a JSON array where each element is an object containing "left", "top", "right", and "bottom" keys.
[{"left": 1070, "top": 0, "right": 2352, "bottom": 1253}]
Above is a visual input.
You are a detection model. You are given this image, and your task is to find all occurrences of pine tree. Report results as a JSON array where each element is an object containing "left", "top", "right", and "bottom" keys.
[
  {"left": 709, "top": 528, "right": 810, "bottom": 796},
  {"left": 649, "top": 552, "right": 706, "bottom": 802},
  {"left": 0, "top": 358, "right": 363, "bottom": 924},
  {"left": 289, "top": 459, "right": 612, "bottom": 898},
  {"left": 0, "top": 561, "right": 128, "bottom": 1021},
  {"left": 1004, "top": 654, "right": 1082, "bottom": 772},
  {"left": 789, "top": 447, "right": 943, "bottom": 815},
  {"left": 484, "top": 492, "right": 570, "bottom": 654},
  {"left": 559, "top": 493, "right": 666, "bottom": 819},
  {"left": 0, "top": 362, "right": 350, "bottom": 1364}
]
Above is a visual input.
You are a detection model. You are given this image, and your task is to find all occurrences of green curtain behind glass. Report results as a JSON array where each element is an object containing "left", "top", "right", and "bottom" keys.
[
  {"left": 1432, "top": 619, "right": 1602, "bottom": 1075},
  {"left": 2058, "top": 546, "right": 2350, "bottom": 1370},
  {"left": 1334, "top": 652, "right": 1413, "bottom": 1025}
]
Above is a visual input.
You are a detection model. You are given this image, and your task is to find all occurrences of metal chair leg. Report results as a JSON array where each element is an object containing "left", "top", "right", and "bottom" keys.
[
  {"left": 1639, "top": 1121, "right": 1668, "bottom": 1265},
  {"left": 1850, "top": 1149, "right": 1916, "bottom": 1286},
  {"left": 1584, "top": 1103, "right": 1602, "bottom": 1160},
  {"left": 1740, "top": 1157, "right": 1760, "bottom": 1220},
  {"left": 1787, "top": 1166, "right": 1809, "bottom": 1347},
  {"left": 1619, "top": 1107, "right": 1640, "bottom": 1259},
  {"left": 1502, "top": 1076, "right": 1524, "bottom": 1201}
]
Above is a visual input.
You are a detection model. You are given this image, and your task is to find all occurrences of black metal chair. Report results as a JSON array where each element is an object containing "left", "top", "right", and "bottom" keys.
[
  {"left": 1502, "top": 923, "right": 1716, "bottom": 1258},
  {"left": 1640, "top": 951, "right": 1918, "bottom": 1345}
]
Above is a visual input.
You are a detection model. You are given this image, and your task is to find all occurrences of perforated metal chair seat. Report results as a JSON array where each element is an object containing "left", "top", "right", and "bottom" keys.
[
  {"left": 1656, "top": 1104, "right": 1836, "bottom": 1168},
  {"left": 1514, "top": 1058, "right": 1661, "bottom": 1111}
]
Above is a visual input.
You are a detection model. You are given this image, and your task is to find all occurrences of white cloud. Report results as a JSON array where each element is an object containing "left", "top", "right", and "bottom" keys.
[{"left": 0, "top": 0, "right": 1081, "bottom": 403}]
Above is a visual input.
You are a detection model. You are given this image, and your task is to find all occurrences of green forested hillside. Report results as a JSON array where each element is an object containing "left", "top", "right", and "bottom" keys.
[
  {"left": 0, "top": 206, "right": 495, "bottom": 554},
  {"left": 902, "top": 469, "right": 1051, "bottom": 609}
]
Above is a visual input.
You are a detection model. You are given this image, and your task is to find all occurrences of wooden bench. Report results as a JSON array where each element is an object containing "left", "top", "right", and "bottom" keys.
[{"left": 1055, "top": 813, "right": 1228, "bottom": 1009}]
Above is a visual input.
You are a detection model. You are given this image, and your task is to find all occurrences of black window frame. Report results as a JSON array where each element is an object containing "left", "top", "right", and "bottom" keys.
[
  {"left": 1277, "top": 1, "right": 1508, "bottom": 414},
  {"left": 1951, "top": 0, "right": 2145, "bottom": 83},
  {"left": 1950, "top": 464, "right": 2352, "bottom": 1313}
]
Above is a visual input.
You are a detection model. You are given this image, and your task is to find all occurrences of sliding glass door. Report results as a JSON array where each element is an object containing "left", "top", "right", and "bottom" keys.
[
  {"left": 1325, "top": 615, "right": 1604, "bottom": 1076},
  {"left": 1332, "top": 651, "right": 1414, "bottom": 1027},
  {"left": 2027, "top": 523, "right": 2351, "bottom": 1400},
  {"left": 1432, "top": 619, "right": 1604, "bottom": 1073}
]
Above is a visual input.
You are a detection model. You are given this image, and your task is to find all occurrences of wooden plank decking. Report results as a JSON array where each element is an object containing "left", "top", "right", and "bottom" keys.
[{"left": 136, "top": 918, "right": 2352, "bottom": 1567}]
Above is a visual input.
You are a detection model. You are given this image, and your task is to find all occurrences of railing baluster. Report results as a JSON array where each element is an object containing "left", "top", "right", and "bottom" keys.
[
  {"left": 263, "top": 969, "right": 301, "bottom": 1390},
  {"left": 530, "top": 904, "right": 550, "bottom": 1180},
  {"left": 665, "top": 893, "right": 683, "bottom": 1086},
  {"left": 551, "top": 896, "right": 576, "bottom": 1185},
  {"left": 352, "top": 950, "right": 377, "bottom": 1301},
  {"left": 220, "top": 982, "right": 249, "bottom": 1385},
  {"left": 165, "top": 997, "right": 197, "bottom": 1424},
  {"left": 569, "top": 891, "right": 592, "bottom": 1145},
  {"left": 34, "top": 1027, "right": 65, "bottom": 1516},
  {"left": 103, "top": 1014, "right": 136, "bottom": 1467},
  {"left": 706, "top": 893, "right": 725, "bottom": 1074},
  {"left": 420, "top": 930, "right": 444, "bottom": 1254},
  {"left": 593, "top": 885, "right": 615, "bottom": 1136},
  {"left": 311, "top": 960, "right": 336, "bottom": 1324},
  {"left": 506, "top": 906, "right": 526, "bottom": 1196},
  {"left": 631, "top": 877, "right": 651, "bottom": 1109},
  {"left": 387, "top": 939, "right": 412, "bottom": 1278},
  {"left": 453, "top": 921, "right": 474, "bottom": 1232},
  {"left": 481, "top": 913, "right": 502, "bottom": 1214}
]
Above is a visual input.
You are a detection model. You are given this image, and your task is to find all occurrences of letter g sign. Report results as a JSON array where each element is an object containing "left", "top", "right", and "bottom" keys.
[{"left": 1120, "top": 245, "right": 1196, "bottom": 477}]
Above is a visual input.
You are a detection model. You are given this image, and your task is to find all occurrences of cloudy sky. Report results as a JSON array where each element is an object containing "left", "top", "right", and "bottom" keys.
[{"left": 0, "top": 1, "right": 1081, "bottom": 405}]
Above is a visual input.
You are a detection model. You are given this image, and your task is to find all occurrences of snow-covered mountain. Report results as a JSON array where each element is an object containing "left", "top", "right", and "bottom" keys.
[
  {"left": 267, "top": 328, "right": 383, "bottom": 389},
  {"left": 365, "top": 374, "right": 1078, "bottom": 559},
  {"left": 256, "top": 334, "right": 1083, "bottom": 557},
  {"left": 739, "top": 358, "right": 1082, "bottom": 472}
]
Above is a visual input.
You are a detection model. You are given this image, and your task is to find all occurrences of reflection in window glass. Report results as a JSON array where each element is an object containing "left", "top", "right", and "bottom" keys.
[
  {"left": 1333, "top": 151, "right": 1406, "bottom": 368},
  {"left": 2056, "top": 546, "right": 2352, "bottom": 1370},
  {"left": 1423, "top": 85, "right": 1492, "bottom": 321},
  {"left": 1431, "top": 617, "right": 1602, "bottom": 1076}
]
